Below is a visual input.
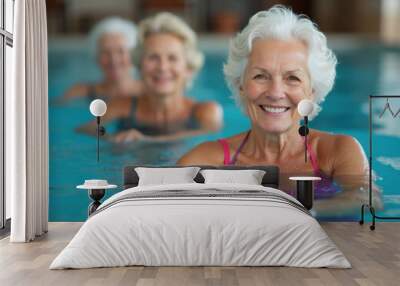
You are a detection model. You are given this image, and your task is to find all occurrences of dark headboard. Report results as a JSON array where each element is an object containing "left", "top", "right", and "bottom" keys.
[{"left": 123, "top": 165, "right": 279, "bottom": 189}]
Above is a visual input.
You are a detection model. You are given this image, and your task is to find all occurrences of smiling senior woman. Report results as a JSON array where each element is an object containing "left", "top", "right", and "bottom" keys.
[
  {"left": 69, "top": 17, "right": 145, "bottom": 136},
  {"left": 64, "top": 17, "right": 143, "bottom": 101},
  {"left": 178, "top": 6, "right": 380, "bottom": 216},
  {"left": 112, "top": 12, "right": 223, "bottom": 142}
]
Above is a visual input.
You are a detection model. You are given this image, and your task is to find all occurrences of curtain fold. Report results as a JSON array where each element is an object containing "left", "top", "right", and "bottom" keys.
[{"left": 9, "top": 0, "right": 49, "bottom": 242}]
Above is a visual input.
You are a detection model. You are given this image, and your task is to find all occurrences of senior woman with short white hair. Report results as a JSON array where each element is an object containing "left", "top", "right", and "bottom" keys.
[
  {"left": 178, "top": 5, "right": 380, "bottom": 216},
  {"left": 65, "top": 17, "right": 145, "bottom": 136},
  {"left": 64, "top": 17, "right": 143, "bottom": 101}
]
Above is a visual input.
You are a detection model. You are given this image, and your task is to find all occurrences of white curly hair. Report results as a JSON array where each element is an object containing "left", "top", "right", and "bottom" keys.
[
  {"left": 223, "top": 5, "right": 337, "bottom": 119},
  {"left": 88, "top": 17, "right": 137, "bottom": 59}
]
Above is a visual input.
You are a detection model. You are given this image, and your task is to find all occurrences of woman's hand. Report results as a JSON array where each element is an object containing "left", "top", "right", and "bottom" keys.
[{"left": 113, "top": 129, "right": 147, "bottom": 143}]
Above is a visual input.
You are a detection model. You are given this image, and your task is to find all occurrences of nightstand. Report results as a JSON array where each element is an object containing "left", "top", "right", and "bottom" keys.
[
  {"left": 289, "top": 176, "right": 321, "bottom": 210},
  {"left": 77, "top": 180, "right": 117, "bottom": 216}
]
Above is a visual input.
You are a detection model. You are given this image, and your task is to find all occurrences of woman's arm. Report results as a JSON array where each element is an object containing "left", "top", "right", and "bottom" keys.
[
  {"left": 50, "top": 83, "right": 90, "bottom": 106},
  {"left": 314, "top": 135, "right": 382, "bottom": 215},
  {"left": 112, "top": 128, "right": 209, "bottom": 143},
  {"left": 62, "top": 83, "right": 91, "bottom": 102},
  {"left": 75, "top": 99, "right": 133, "bottom": 136},
  {"left": 194, "top": 101, "right": 223, "bottom": 132},
  {"left": 331, "top": 135, "right": 369, "bottom": 177},
  {"left": 112, "top": 101, "right": 223, "bottom": 143},
  {"left": 75, "top": 113, "right": 120, "bottom": 137},
  {"left": 177, "top": 141, "right": 223, "bottom": 166}
]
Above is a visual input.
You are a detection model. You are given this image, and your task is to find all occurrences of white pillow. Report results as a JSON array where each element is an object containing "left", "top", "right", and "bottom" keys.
[
  {"left": 200, "top": 169, "right": 266, "bottom": 185},
  {"left": 135, "top": 167, "right": 200, "bottom": 186}
]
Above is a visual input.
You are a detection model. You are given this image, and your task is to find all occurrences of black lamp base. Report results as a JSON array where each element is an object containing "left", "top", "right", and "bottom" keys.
[
  {"left": 88, "top": 189, "right": 105, "bottom": 216},
  {"left": 296, "top": 180, "right": 314, "bottom": 210}
]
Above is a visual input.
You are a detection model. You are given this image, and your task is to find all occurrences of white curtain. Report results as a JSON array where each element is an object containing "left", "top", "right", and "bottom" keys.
[{"left": 7, "top": 0, "right": 49, "bottom": 242}]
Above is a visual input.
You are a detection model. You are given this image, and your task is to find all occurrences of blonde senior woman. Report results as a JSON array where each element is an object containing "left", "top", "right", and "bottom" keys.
[
  {"left": 111, "top": 12, "right": 223, "bottom": 142},
  {"left": 178, "top": 6, "right": 380, "bottom": 216}
]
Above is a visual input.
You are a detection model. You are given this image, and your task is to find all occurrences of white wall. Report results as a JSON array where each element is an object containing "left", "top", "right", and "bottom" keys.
[
  {"left": 65, "top": 0, "right": 137, "bottom": 17},
  {"left": 63, "top": 0, "right": 138, "bottom": 33},
  {"left": 381, "top": 0, "right": 400, "bottom": 44}
]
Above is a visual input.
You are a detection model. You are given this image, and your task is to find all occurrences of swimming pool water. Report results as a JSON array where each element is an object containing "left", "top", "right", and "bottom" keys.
[{"left": 49, "top": 41, "right": 400, "bottom": 221}]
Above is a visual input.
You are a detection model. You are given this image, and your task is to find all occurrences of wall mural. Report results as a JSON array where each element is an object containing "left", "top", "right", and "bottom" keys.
[{"left": 48, "top": 11, "right": 400, "bottom": 222}]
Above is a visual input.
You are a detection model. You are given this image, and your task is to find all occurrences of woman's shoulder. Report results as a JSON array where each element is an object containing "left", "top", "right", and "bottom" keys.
[
  {"left": 177, "top": 140, "right": 224, "bottom": 166},
  {"left": 63, "top": 82, "right": 99, "bottom": 99},
  {"left": 177, "top": 131, "right": 249, "bottom": 166},
  {"left": 193, "top": 100, "right": 223, "bottom": 114},
  {"left": 312, "top": 130, "right": 366, "bottom": 173},
  {"left": 312, "top": 130, "right": 360, "bottom": 150},
  {"left": 192, "top": 100, "right": 223, "bottom": 131}
]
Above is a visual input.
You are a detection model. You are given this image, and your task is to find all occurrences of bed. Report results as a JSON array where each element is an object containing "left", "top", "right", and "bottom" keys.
[{"left": 50, "top": 165, "right": 350, "bottom": 269}]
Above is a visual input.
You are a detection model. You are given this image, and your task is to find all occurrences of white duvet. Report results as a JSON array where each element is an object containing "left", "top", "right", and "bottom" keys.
[{"left": 50, "top": 183, "right": 351, "bottom": 269}]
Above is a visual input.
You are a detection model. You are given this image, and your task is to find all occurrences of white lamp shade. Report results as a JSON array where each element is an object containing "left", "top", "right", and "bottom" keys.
[
  {"left": 297, "top": 99, "right": 314, "bottom": 117},
  {"left": 89, "top": 99, "right": 107, "bottom": 117}
]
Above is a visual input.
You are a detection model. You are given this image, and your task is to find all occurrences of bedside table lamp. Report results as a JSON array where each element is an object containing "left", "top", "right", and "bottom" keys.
[
  {"left": 294, "top": 100, "right": 320, "bottom": 211},
  {"left": 77, "top": 180, "right": 117, "bottom": 216},
  {"left": 297, "top": 99, "right": 314, "bottom": 163},
  {"left": 289, "top": 176, "right": 321, "bottom": 210},
  {"left": 89, "top": 99, "right": 107, "bottom": 162}
]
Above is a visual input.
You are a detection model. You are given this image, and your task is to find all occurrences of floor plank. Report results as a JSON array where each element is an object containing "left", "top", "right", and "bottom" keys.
[{"left": 0, "top": 222, "right": 399, "bottom": 286}]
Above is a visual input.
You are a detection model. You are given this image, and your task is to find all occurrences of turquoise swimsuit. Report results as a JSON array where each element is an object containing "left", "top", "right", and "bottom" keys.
[
  {"left": 118, "top": 97, "right": 200, "bottom": 135},
  {"left": 88, "top": 87, "right": 199, "bottom": 135}
]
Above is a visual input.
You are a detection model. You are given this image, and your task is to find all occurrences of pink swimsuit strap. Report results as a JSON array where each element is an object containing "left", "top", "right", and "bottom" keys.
[
  {"left": 218, "top": 131, "right": 251, "bottom": 165},
  {"left": 302, "top": 136, "right": 319, "bottom": 174},
  {"left": 218, "top": 133, "right": 319, "bottom": 173},
  {"left": 217, "top": 138, "right": 231, "bottom": 165}
]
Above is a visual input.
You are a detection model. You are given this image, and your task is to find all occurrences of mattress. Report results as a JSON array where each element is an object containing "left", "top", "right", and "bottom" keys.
[{"left": 50, "top": 183, "right": 350, "bottom": 269}]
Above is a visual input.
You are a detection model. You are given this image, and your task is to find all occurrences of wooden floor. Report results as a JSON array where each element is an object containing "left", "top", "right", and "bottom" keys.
[{"left": 0, "top": 222, "right": 399, "bottom": 286}]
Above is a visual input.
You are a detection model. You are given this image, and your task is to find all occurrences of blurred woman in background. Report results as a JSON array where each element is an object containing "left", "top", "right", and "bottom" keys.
[
  {"left": 63, "top": 17, "right": 143, "bottom": 102},
  {"left": 111, "top": 12, "right": 223, "bottom": 142},
  {"left": 63, "top": 17, "right": 147, "bottom": 136}
]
